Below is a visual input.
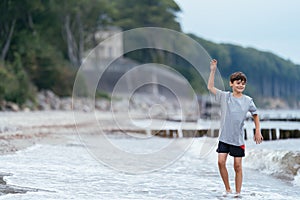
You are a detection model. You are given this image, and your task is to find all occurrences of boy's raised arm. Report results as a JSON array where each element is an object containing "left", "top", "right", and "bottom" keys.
[{"left": 208, "top": 59, "right": 218, "bottom": 95}]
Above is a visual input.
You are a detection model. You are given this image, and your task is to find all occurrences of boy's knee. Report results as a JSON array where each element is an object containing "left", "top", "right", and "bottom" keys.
[
  {"left": 234, "top": 163, "right": 242, "bottom": 172},
  {"left": 218, "top": 160, "right": 226, "bottom": 167}
]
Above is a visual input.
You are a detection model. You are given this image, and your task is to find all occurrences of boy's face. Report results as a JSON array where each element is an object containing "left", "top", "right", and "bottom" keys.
[{"left": 230, "top": 80, "right": 246, "bottom": 93}]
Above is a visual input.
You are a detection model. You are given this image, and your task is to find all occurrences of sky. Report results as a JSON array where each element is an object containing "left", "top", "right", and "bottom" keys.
[{"left": 174, "top": 0, "right": 300, "bottom": 64}]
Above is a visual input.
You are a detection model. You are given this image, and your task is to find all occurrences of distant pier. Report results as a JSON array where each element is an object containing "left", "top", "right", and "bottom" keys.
[
  {"left": 259, "top": 110, "right": 300, "bottom": 122},
  {"left": 104, "top": 109, "right": 300, "bottom": 141},
  {"left": 258, "top": 128, "right": 300, "bottom": 140},
  {"left": 105, "top": 127, "right": 300, "bottom": 140}
]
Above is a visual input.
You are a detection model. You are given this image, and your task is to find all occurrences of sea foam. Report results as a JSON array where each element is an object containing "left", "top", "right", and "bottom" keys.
[{"left": 245, "top": 148, "right": 300, "bottom": 182}]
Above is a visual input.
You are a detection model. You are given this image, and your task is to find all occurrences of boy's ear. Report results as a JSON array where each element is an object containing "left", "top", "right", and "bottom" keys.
[{"left": 229, "top": 81, "right": 233, "bottom": 87}]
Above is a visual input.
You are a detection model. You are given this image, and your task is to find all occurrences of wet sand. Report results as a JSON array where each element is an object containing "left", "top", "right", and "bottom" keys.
[{"left": 0, "top": 172, "right": 38, "bottom": 195}]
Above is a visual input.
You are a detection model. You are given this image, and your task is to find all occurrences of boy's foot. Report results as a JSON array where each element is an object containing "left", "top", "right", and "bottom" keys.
[
  {"left": 222, "top": 190, "right": 232, "bottom": 197},
  {"left": 233, "top": 192, "right": 241, "bottom": 198}
]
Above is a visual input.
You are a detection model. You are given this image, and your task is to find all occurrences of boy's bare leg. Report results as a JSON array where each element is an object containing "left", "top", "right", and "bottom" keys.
[
  {"left": 218, "top": 153, "right": 231, "bottom": 192},
  {"left": 234, "top": 157, "right": 243, "bottom": 193}
]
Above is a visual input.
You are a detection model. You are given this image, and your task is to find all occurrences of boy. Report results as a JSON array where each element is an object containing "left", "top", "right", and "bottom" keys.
[{"left": 207, "top": 59, "right": 263, "bottom": 197}]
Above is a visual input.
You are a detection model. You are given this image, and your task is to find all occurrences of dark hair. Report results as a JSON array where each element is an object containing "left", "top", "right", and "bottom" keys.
[{"left": 230, "top": 72, "right": 247, "bottom": 83}]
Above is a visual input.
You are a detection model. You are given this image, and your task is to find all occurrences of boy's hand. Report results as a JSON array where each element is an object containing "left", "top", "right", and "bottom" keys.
[
  {"left": 210, "top": 59, "right": 217, "bottom": 71},
  {"left": 254, "top": 130, "right": 263, "bottom": 144}
]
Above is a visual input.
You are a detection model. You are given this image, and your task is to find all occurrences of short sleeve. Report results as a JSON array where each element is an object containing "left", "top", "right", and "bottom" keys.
[
  {"left": 249, "top": 99, "right": 258, "bottom": 115},
  {"left": 215, "top": 89, "right": 227, "bottom": 104}
]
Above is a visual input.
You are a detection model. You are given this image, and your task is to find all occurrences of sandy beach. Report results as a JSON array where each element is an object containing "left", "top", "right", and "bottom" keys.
[{"left": 0, "top": 111, "right": 95, "bottom": 155}]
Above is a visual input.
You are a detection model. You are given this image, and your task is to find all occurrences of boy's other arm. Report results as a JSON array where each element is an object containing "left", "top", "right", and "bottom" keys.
[
  {"left": 208, "top": 59, "right": 218, "bottom": 95},
  {"left": 253, "top": 114, "right": 263, "bottom": 144}
]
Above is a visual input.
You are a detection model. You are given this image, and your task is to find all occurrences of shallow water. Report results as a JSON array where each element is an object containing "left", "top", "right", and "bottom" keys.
[{"left": 1, "top": 136, "right": 300, "bottom": 199}]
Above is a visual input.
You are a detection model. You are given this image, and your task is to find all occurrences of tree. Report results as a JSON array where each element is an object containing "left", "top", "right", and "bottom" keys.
[
  {"left": 111, "top": 0, "right": 181, "bottom": 31},
  {"left": 47, "top": 0, "right": 113, "bottom": 68},
  {"left": 0, "top": 0, "right": 44, "bottom": 62}
]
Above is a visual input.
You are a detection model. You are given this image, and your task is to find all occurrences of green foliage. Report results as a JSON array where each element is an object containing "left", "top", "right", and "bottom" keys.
[
  {"left": 0, "top": 66, "right": 13, "bottom": 100},
  {"left": 111, "top": 0, "right": 181, "bottom": 31},
  {"left": 96, "top": 90, "right": 111, "bottom": 100},
  {"left": 0, "top": 58, "right": 35, "bottom": 104},
  {"left": 10, "top": 28, "right": 76, "bottom": 96}
]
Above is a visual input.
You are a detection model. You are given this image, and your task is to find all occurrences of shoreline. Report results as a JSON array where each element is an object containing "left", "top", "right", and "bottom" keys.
[
  {"left": 0, "top": 116, "right": 95, "bottom": 156},
  {"left": 0, "top": 172, "right": 38, "bottom": 195}
]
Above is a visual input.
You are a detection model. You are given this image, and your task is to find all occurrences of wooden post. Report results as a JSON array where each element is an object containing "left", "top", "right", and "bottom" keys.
[
  {"left": 271, "top": 129, "right": 277, "bottom": 140},
  {"left": 213, "top": 129, "right": 219, "bottom": 137},
  {"left": 280, "top": 129, "right": 290, "bottom": 139},
  {"left": 170, "top": 129, "right": 178, "bottom": 138},
  {"left": 244, "top": 129, "right": 247, "bottom": 140},
  {"left": 197, "top": 129, "right": 207, "bottom": 137},
  {"left": 258, "top": 129, "right": 270, "bottom": 140}
]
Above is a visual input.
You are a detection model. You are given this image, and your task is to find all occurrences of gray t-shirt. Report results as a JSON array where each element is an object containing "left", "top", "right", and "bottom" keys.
[{"left": 215, "top": 89, "right": 258, "bottom": 146}]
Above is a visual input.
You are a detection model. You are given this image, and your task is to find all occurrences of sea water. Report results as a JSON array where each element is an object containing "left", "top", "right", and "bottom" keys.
[{"left": 1, "top": 135, "right": 300, "bottom": 200}]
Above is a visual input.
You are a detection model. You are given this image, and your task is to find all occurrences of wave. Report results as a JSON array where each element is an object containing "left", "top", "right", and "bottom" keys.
[{"left": 244, "top": 149, "right": 300, "bottom": 185}]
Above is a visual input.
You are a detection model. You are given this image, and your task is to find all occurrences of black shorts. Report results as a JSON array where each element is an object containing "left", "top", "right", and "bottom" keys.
[{"left": 216, "top": 141, "right": 245, "bottom": 157}]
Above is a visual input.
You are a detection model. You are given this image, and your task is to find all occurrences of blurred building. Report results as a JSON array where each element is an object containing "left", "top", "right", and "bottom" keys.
[{"left": 82, "top": 27, "right": 194, "bottom": 100}]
